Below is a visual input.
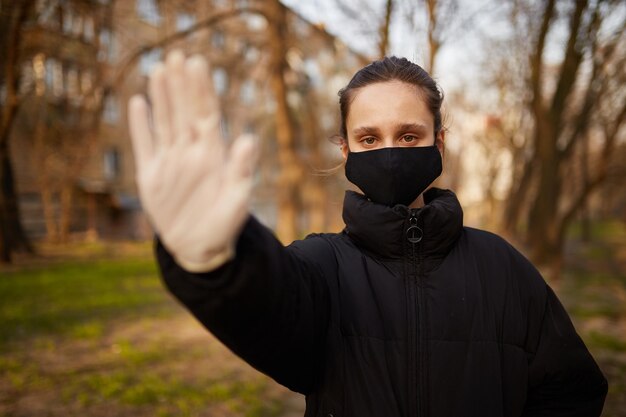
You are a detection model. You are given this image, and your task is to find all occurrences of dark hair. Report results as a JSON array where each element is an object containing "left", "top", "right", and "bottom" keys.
[{"left": 338, "top": 56, "right": 444, "bottom": 139}]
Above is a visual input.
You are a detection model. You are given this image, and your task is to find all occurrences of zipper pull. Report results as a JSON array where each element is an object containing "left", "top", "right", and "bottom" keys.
[{"left": 406, "top": 209, "right": 423, "bottom": 244}]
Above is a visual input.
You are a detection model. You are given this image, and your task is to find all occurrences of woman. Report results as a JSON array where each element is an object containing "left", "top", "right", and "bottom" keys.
[{"left": 128, "top": 51, "right": 607, "bottom": 417}]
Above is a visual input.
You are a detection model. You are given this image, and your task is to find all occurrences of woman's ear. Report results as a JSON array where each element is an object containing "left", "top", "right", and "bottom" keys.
[
  {"left": 435, "top": 130, "right": 445, "bottom": 158},
  {"left": 340, "top": 139, "right": 349, "bottom": 160}
]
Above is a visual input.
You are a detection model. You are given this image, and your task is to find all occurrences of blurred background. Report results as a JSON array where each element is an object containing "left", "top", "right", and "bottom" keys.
[{"left": 0, "top": 0, "right": 624, "bottom": 416}]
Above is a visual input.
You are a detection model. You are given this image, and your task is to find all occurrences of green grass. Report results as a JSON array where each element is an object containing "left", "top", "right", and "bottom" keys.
[
  {"left": 0, "top": 256, "right": 174, "bottom": 350},
  {"left": 3, "top": 225, "right": 622, "bottom": 416},
  {"left": 0, "top": 246, "right": 293, "bottom": 417},
  {"left": 586, "top": 331, "right": 626, "bottom": 352},
  {"left": 566, "top": 219, "right": 626, "bottom": 241}
]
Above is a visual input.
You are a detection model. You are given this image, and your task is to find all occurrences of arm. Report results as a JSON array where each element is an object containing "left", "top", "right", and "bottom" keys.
[
  {"left": 128, "top": 49, "right": 332, "bottom": 394},
  {"left": 523, "top": 285, "right": 608, "bottom": 417},
  {"left": 156, "top": 216, "right": 333, "bottom": 394}
]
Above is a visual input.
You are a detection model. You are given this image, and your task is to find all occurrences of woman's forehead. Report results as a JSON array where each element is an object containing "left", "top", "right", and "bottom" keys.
[{"left": 347, "top": 81, "right": 434, "bottom": 130}]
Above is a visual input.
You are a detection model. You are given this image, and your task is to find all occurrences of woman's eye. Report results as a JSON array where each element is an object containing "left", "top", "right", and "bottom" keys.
[
  {"left": 401, "top": 135, "right": 418, "bottom": 143},
  {"left": 362, "top": 137, "right": 376, "bottom": 145}
]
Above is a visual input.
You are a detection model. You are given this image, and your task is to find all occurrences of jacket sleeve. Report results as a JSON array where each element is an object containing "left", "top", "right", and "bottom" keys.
[
  {"left": 155, "top": 215, "right": 334, "bottom": 394},
  {"left": 523, "top": 283, "right": 608, "bottom": 417}
]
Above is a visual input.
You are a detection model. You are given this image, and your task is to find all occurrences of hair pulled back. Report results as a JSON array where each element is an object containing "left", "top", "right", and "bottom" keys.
[{"left": 338, "top": 56, "right": 444, "bottom": 139}]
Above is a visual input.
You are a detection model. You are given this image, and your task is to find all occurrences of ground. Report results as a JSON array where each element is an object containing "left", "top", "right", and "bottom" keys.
[{"left": 0, "top": 221, "right": 625, "bottom": 416}]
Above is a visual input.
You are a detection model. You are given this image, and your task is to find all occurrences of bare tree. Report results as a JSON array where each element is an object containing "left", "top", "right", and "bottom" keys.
[
  {"left": 5, "top": 0, "right": 368, "bottom": 255},
  {"left": 333, "top": 0, "right": 395, "bottom": 58},
  {"left": 400, "top": 0, "right": 459, "bottom": 74},
  {"left": 491, "top": 0, "right": 626, "bottom": 274},
  {"left": 0, "top": 0, "right": 37, "bottom": 262}
]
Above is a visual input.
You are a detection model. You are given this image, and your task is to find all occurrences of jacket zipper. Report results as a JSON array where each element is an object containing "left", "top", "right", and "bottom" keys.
[{"left": 406, "top": 208, "right": 423, "bottom": 416}]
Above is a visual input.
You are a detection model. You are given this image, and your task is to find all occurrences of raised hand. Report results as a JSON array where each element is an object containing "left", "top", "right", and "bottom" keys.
[{"left": 128, "top": 50, "right": 258, "bottom": 272}]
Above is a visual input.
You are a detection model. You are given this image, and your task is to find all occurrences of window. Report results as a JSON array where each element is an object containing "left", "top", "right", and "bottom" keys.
[
  {"left": 84, "top": 16, "right": 94, "bottom": 41},
  {"left": 212, "top": 67, "right": 228, "bottom": 97},
  {"left": 62, "top": 7, "right": 73, "bottom": 34},
  {"left": 103, "top": 94, "right": 120, "bottom": 124},
  {"left": 72, "top": 13, "right": 83, "bottom": 37},
  {"left": 176, "top": 11, "right": 195, "bottom": 31},
  {"left": 45, "top": 58, "right": 54, "bottom": 90},
  {"left": 103, "top": 148, "right": 121, "bottom": 180},
  {"left": 136, "top": 0, "right": 161, "bottom": 25},
  {"left": 98, "top": 29, "right": 116, "bottom": 62},
  {"left": 45, "top": 58, "right": 63, "bottom": 96},
  {"left": 140, "top": 48, "right": 162, "bottom": 75},
  {"left": 37, "top": 0, "right": 59, "bottom": 28}
]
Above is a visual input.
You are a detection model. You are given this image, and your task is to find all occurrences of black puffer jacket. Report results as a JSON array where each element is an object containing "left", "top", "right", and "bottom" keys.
[{"left": 157, "top": 188, "right": 607, "bottom": 417}]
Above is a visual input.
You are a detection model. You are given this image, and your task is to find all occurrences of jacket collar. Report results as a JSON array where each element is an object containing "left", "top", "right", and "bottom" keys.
[{"left": 342, "top": 188, "right": 463, "bottom": 264}]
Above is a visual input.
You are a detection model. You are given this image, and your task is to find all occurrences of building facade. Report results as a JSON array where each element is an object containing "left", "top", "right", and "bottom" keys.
[{"left": 11, "top": 0, "right": 366, "bottom": 241}]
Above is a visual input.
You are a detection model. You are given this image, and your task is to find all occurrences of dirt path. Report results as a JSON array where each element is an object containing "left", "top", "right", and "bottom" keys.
[{"left": 0, "top": 311, "right": 305, "bottom": 417}]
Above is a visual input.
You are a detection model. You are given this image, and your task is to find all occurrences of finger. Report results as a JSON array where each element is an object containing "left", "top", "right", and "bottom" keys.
[
  {"left": 148, "top": 63, "right": 172, "bottom": 146},
  {"left": 165, "top": 50, "right": 190, "bottom": 142},
  {"left": 223, "top": 134, "right": 259, "bottom": 185},
  {"left": 213, "top": 136, "right": 259, "bottom": 234},
  {"left": 195, "top": 114, "right": 224, "bottom": 159},
  {"left": 128, "top": 95, "right": 154, "bottom": 172},
  {"left": 186, "top": 55, "right": 219, "bottom": 126}
]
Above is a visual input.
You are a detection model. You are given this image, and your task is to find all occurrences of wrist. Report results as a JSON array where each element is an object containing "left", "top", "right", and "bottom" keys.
[{"left": 173, "top": 245, "right": 235, "bottom": 273}]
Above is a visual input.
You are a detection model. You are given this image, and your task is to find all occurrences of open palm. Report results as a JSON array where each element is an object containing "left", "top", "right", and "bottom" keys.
[{"left": 128, "top": 50, "right": 257, "bottom": 271}]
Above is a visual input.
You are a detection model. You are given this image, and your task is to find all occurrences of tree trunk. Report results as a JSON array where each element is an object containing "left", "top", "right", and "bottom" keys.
[
  {"left": 525, "top": 0, "right": 588, "bottom": 267},
  {"left": 302, "top": 85, "right": 328, "bottom": 234},
  {"left": 503, "top": 155, "right": 533, "bottom": 234},
  {"left": 527, "top": 112, "right": 561, "bottom": 264},
  {"left": 426, "top": 0, "right": 439, "bottom": 75},
  {"left": 378, "top": 0, "right": 394, "bottom": 58},
  {"left": 580, "top": 133, "right": 591, "bottom": 242},
  {"left": 267, "top": 0, "right": 301, "bottom": 244},
  {"left": 0, "top": 0, "right": 35, "bottom": 263},
  {"left": 0, "top": 142, "right": 33, "bottom": 262},
  {"left": 32, "top": 107, "right": 59, "bottom": 242}
]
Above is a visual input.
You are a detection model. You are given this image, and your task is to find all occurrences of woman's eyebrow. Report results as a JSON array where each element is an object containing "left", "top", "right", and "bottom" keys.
[
  {"left": 352, "top": 126, "right": 381, "bottom": 136},
  {"left": 395, "top": 123, "right": 428, "bottom": 133}
]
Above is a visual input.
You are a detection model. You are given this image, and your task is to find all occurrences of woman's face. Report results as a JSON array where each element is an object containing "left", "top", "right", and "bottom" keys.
[{"left": 341, "top": 80, "right": 444, "bottom": 159}]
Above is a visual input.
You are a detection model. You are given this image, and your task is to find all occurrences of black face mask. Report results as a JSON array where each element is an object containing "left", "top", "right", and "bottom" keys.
[{"left": 345, "top": 146, "right": 442, "bottom": 207}]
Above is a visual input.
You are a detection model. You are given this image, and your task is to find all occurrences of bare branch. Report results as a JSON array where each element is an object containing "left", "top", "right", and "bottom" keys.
[
  {"left": 109, "top": 6, "right": 267, "bottom": 90},
  {"left": 549, "top": 0, "right": 590, "bottom": 129},
  {"left": 529, "top": 0, "right": 556, "bottom": 113},
  {"left": 378, "top": 0, "right": 393, "bottom": 58}
]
